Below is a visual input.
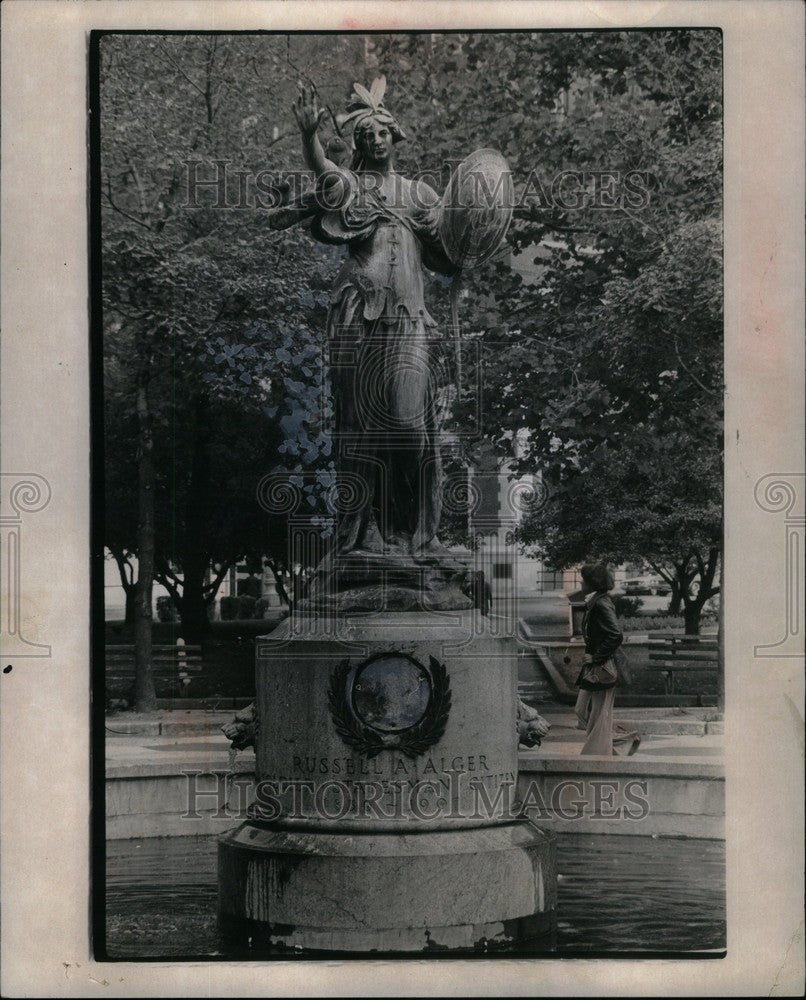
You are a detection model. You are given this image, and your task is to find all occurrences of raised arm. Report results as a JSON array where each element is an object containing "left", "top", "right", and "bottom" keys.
[{"left": 292, "top": 85, "right": 338, "bottom": 178}]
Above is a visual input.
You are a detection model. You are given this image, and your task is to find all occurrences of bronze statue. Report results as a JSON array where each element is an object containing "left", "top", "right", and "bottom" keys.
[
  {"left": 290, "top": 79, "right": 459, "bottom": 556},
  {"left": 269, "top": 78, "right": 511, "bottom": 609}
]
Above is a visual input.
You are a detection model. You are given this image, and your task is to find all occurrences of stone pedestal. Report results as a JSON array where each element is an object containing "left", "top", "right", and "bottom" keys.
[
  {"left": 219, "top": 821, "right": 555, "bottom": 953},
  {"left": 300, "top": 549, "right": 474, "bottom": 613},
  {"left": 218, "top": 609, "right": 557, "bottom": 954}
]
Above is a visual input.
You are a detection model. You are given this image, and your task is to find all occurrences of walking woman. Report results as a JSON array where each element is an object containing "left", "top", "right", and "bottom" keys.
[{"left": 575, "top": 563, "right": 641, "bottom": 756}]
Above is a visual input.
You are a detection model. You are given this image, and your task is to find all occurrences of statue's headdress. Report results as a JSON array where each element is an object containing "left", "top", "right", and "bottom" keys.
[{"left": 338, "top": 76, "right": 406, "bottom": 144}]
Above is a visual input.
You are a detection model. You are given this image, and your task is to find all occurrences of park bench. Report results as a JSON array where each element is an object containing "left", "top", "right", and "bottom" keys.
[
  {"left": 647, "top": 633, "right": 719, "bottom": 698},
  {"left": 106, "top": 642, "right": 203, "bottom": 696}
]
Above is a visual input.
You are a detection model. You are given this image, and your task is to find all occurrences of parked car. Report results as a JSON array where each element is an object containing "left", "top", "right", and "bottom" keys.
[{"left": 623, "top": 576, "right": 670, "bottom": 597}]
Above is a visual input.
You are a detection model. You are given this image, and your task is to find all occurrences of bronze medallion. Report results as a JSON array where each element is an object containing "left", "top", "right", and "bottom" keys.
[{"left": 328, "top": 653, "right": 451, "bottom": 758}]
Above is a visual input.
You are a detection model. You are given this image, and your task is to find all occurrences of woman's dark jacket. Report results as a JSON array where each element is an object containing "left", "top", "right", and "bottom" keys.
[{"left": 576, "top": 591, "right": 625, "bottom": 691}]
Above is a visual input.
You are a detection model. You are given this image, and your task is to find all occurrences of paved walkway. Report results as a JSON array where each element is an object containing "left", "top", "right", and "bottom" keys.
[
  {"left": 105, "top": 705, "right": 723, "bottom": 775},
  {"left": 516, "top": 594, "right": 571, "bottom": 639},
  {"left": 530, "top": 705, "right": 723, "bottom": 760}
]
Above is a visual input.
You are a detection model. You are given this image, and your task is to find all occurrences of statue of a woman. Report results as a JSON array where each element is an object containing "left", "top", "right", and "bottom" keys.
[{"left": 290, "top": 79, "right": 458, "bottom": 557}]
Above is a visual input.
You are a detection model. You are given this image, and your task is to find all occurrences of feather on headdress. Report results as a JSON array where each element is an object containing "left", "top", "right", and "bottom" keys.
[{"left": 337, "top": 76, "right": 406, "bottom": 140}]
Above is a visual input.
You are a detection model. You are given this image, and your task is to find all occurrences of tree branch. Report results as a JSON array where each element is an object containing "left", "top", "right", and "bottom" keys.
[
  {"left": 112, "top": 550, "right": 136, "bottom": 591},
  {"left": 203, "top": 560, "right": 233, "bottom": 599},
  {"left": 150, "top": 163, "right": 180, "bottom": 224},
  {"left": 126, "top": 161, "right": 150, "bottom": 222},
  {"left": 675, "top": 553, "right": 695, "bottom": 590},
  {"left": 266, "top": 130, "right": 294, "bottom": 148},
  {"left": 647, "top": 558, "right": 674, "bottom": 585},
  {"left": 155, "top": 571, "right": 181, "bottom": 604},
  {"left": 650, "top": 36, "right": 692, "bottom": 147},
  {"left": 618, "top": 203, "right": 665, "bottom": 238},
  {"left": 266, "top": 558, "right": 290, "bottom": 606},
  {"left": 673, "top": 334, "right": 719, "bottom": 397},
  {"left": 158, "top": 561, "right": 183, "bottom": 586},
  {"left": 172, "top": 223, "right": 224, "bottom": 255},
  {"left": 104, "top": 178, "right": 152, "bottom": 231},
  {"left": 156, "top": 40, "right": 207, "bottom": 99}
]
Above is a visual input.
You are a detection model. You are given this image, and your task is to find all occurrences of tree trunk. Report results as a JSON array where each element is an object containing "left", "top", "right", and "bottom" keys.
[
  {"left": 668, "top": 580, "right": 682, "bottom": 616},
  {"left": 266, "top": 559, "right": 290, "bottom": 607},
  {"left": 178, "top": 394, "right": 213, "bottom": 642},
  {"left": 683, "top": 600, "right": 702, "bottom": 635},
  {"left": 671, "top": 557, "right": 696, "bottom": 624},
  {"left": 111, "top": 551, "right": 137, "bottom": 628},
  {"left": 179, "top": 579, "right": 210, "bottom": 642},
  {"left": 682, "top": 546, "right": 722, "bottom": 637},
  {"left": 685, "top": 547, "right": 720, "bottom": 635},
  {"left": 648, "top": 561, "right": 681, "bottom": 616},
  {"left": 124, "top": 585, "right": 137, "bottom": 628},
  {"left": 704, "top": 546, "right": 724, "bottom": 712},
  {"left": 134, "top": 363, "right": 157, "bottom": 713}
]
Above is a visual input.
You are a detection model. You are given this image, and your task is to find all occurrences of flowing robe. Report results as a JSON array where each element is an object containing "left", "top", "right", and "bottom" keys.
[{"left": 310, "top": 169, "right": 457, "bottom": 554}]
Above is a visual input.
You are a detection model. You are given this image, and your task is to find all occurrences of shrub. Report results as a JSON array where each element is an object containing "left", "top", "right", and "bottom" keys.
[
  {"left": 614, "top": 595, "right": 643, "bottom": 618},
  {"left": 220, "top": 595, "right": 258, "bottom": 620},
  {"left": 156, "top": 595, "right": 178, "bottom": 622},
  {"left": 237, "top": 595, "right": 257, "bottom": 620},
  {"left": 219, "top": 596, "right": 238, "bottom": 621},
  {"left": 256, "top": 596, "right": 277, "bottom": 618},
  {"left": 701, "top": 597, "right": 720, "bottom": 621},
  {"left": 620, "top": 614, "right": 686, "bottom": 632}
]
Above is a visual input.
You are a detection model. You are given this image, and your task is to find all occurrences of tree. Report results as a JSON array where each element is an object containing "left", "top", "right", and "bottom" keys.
[
  {"left": 516, "top": 421, "right": 721, "bottom": 633},
  {"left": 394, "top": 30, "right": 724, "bottom": 633},
  {"left": 101, "top": 31, "right": 724, "bottom": 671},
  {"left": 149, "top": 391, "right": 285, "bottom": 637},
  {"left": 104, "top": 357, "right": 139, "bottom": 626},
  {"left": 101, "top": 36, "right": 360, "bottom": 671}
]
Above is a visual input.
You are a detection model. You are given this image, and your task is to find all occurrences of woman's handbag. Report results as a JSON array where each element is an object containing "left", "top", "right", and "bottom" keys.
[{"left": 580, "top": 657, "right": 618, "bottom": 688}]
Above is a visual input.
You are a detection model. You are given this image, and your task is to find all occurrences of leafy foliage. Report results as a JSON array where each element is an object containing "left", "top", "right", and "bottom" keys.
[
  {"left": 378, "top": 30, "right": 725, "bottom": 632},
  {"left": 101, "top": 30, "right": 723, "bottom": 634},
  {"left": 101, "top": 36, "right": 363, "bottom": 632}
]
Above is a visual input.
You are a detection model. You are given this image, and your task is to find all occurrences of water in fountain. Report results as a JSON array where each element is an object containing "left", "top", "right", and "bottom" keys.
[{"left": 104, "top": 833, "right": 726, "bottom": 958}]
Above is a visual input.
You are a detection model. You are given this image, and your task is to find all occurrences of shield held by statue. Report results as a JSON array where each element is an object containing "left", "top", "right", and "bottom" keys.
[{"left": 438, "top": 148, "right": 514, "bottom": 268}]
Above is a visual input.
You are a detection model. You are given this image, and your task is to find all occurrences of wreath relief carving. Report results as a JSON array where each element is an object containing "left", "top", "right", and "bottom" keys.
[{"left": 328, "top": 654, "right": 451, "bottom": 759}]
